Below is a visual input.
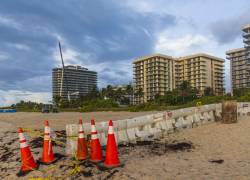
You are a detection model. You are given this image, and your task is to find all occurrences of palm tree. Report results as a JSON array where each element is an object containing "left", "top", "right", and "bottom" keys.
[
  {"left": 125, "top": 85, "right": 133, "bottom": 95},
  {"left": 204, "top": 87, "right": 214, "bottom": 96},
  {"left": 135, "top": 88, "right": 144, "bottom": 103},
  {"left": 106, "top": 85, "right": 114, "bottom": 99},
  {"left": 179, "top": 81, "right": 190, "bottom": 103}
]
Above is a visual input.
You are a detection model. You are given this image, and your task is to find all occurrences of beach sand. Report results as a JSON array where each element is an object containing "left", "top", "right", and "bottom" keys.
[
  {"left": 0, "top": 111, "right": 157, "bottom": 130},
  {"left": 0, "top": 112, "right": 250, "bottom": 179}
]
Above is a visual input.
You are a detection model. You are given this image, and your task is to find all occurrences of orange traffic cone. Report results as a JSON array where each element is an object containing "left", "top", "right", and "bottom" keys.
[
  {"left": 90, "top": 119, "right": 103, "bottom": 162},
  {"left": 18, "top": 128, "right": 38, "bottom": 174},
  {"left": 41, "top": 120, "right": 55, "bottom": 164},
  {"left": 104, "top": 120, "right": 120, "bottom": 168},
  {"left": 76, "top": 119, "right": 88, "bottom": 160}
]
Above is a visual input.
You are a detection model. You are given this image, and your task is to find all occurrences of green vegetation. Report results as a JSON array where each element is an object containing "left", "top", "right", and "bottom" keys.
[
  {"left": 7, "top": 82, "right": 250, "bottom": 112},
  {"left": 10, "top": 100, "right": 43, "bottom": 112}
]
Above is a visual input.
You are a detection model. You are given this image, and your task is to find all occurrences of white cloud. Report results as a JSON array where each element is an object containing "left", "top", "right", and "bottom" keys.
[
  {"left": 104, "top": 40, "right": 124, "bottom": 52},
  {"left": 153, "top": 17, "right": 221, "bottom": 56},
  {"left": 53, "top": 46, "right": 82, "bottom": 65},
  {"left": 13, "top": 75, "right": 51, "bottom": 92},
  {"left": 153, "top": 28, "right": 233, "bottom": 92},
  {"left": 52, "top": 44, "right": 94, "bottom": 67},
  {"left": 0, "top": 51, "right": 9, "bottom": 62},
  {"left": 0, "top": 15, "right": 22, "bottom": 30},
  {"left": 7, "top": 43, "right": 30, "bottom": 51},
  {"left": 0, "top": 90, "right": 51, "bottom": 107},
  {"left": 87, "top": 60, "right": 133, "bottom": 88},
  {"left": 155, "top": 33, "right": 210, "bottom": 56},
  {"left": 122, "top": 0, "right": 159, "bottom": 13},
  {"left": 50, "top": 34, "right": 96, "bottom": 67}
]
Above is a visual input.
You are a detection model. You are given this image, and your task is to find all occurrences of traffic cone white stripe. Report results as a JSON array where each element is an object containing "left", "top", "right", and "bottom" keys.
[
  {"left": 108, "top": 126, "right": 114, "bottom": 134},
  {"left": 44, "top": 124, "right": 51, "bottom": 140},
  {"left": 91, "top": 123, "right": 98, "bottom": 139},
  {"left": 19, "top": 131, "right": 29, "bottom": 148},
  {"left": 79, "top": 124, "right": 83, "bottom": 131},
  {"left": 45, "top": 126, "right": 50, "bottom": 133},
  {"left": 19, "top": 133, "right": 26, "bottom": 141},
  {"left": 78, "top": 121, "right": 85, "bottom": 138},
  {"left": 91, "top": 125, "right": 96, "bottom": 132},
  {"left": 20, "top": 141, "right": 28, "bottom": 148},
  {"left": 91, "top": 134, "right": 98, "bottom": 139},
  {"left": 79, "top": 133, "right": 84, "bottom": 138}
]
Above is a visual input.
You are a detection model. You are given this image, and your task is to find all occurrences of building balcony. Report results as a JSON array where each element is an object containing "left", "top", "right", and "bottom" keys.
[
  {"left": 185, "top": 67, "right": 206, "bottom": 71},
  {"left": 243, "top": 38, "right": 250, "bottom": 45},
  {"left": 244, "top": 44, "right": 250, "bottom": 49},
  {"left": 243, "top": 32, "right": 250, "bottom": 38},
  {"left": 214, "top": 63, "right": 225, "bottom": 67},
  {"left": 214, "top": 67, "right": 224, "bottom": 70}
]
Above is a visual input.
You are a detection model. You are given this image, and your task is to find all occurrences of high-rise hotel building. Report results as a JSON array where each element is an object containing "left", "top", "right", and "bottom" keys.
[
  {"left": 52, "top": 65, "right": 97, "bottom": 101},
  {"left": 133, "top": 54, "right": 175, "bottom": 104},
  {"left": 226, "top": 24, "right": 250, "bottom": 90},
  {"left": 133, "top": 53, "right": 224, "bottom": 104},
  {"left": 176, "top": 54, "right": 224, "bottom": 96}
]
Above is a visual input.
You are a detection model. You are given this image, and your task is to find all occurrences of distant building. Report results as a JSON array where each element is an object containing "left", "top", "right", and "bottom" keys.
[
  {"left": 176, "top": 53, "right": 224, "bottom": 96},
  {"left": 52, "top": 65, "right": 97, "bottom": 101},
  {"left": 107, "top": 84, "right": 134, "bottom": 105},
  {"left": 133, "top": 54, "right": 175, "bottom": 104},
  {"left": 133, "top": 53, "right": 224, "bottom": 104},
  {"left": 243, "top": 24, "right": 250, "bottom": 51},
  {"left": 226, "top": 24, "right": 250, "bottom": 91},
  {"left": 226, "top": 48, "right": 249, "bottom": 89}
]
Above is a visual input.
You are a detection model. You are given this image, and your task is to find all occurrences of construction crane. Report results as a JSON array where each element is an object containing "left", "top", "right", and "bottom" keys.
[
  {"left": 58, "top": 41, "right": 70, "bottom": 102},
  {"left": 58, "top": 42, "right": 79, "bottom": 102}
]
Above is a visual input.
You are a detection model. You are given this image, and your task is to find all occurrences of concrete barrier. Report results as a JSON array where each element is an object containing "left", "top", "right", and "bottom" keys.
[{"left": 65, "top": 102, "right": 250, "bottom": 155}]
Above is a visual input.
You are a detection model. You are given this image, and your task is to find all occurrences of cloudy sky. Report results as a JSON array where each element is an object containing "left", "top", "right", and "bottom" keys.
[{"left": 0, "top": 0, "right": 250, "bottom": 106}]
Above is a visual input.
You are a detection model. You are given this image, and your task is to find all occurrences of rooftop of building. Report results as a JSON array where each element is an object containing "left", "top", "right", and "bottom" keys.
[
  {"left": 134, "top": 53, "right": 224, "bottom": 63},
  {"left": 226, "top": 47, "right": 246, "bottom": 54},
  {"left": 53, "top": 65, "right": 96, "bottom": 73},
  {"left": 133, "top": 53, "right": 173, "bottom": 63},
  {"left": 65, "top": 65, "right": 88, "bottom": 70},
  {"left": 177, "top": 53, "right": 224, "bottom": 62},
  {"left": 242, "top": 24, "right": 250, "bottom": 31}
]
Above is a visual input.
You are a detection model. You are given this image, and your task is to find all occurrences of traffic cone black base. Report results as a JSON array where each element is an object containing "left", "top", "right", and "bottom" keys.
[
  {"left": 16, "top": 163, "right": 39, "bottom": 177},
  {"left": 38, "top": 153, "right": 62, "bottom": 165},
  {"left": 97, "top": 162, "right": 124, "bottom": 170}
]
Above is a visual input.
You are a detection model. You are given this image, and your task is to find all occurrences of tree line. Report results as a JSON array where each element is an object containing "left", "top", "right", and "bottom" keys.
[{"left": 7, "top": 81, "right": 250, "bottom": 112}]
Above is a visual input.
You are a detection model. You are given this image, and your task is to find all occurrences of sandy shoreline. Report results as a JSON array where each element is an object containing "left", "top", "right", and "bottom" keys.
[
  {"left": 0, "top": 111, "right": 157, "bottom": 130},
  {"left": 0, "top": 113, "right": 250, "bottom": 179}
]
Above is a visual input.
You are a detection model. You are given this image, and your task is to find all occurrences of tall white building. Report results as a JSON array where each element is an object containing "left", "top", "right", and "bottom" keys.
[{"left": 52, "top": 65, "right": 97, "bottom": 101}]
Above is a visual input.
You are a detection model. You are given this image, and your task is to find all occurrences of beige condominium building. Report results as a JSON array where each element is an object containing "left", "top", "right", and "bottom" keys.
[
  {"left": 226, "top": 48, "right": 249, "bottom": 89},
  {"left": 133, "top": 54, "right": 175, "bottom": 104},
  {"left": 176, "top": 53, "right": 225, "bottom": 96},
  {"left": 133, "top": 53, "right": 224, "bottom": 104},
  {"left": 226, "top": 24, "right": 250, "bottom": 90}
]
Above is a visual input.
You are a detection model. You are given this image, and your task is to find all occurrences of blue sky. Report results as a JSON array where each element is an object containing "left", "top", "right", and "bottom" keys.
[{"left": 0, "top": 0, "right": 250, "bottom": 106}]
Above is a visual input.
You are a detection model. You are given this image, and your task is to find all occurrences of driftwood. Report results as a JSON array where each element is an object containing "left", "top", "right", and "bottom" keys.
[{"left": 221, "top": 101, "right": 237, "bottom": 124}]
